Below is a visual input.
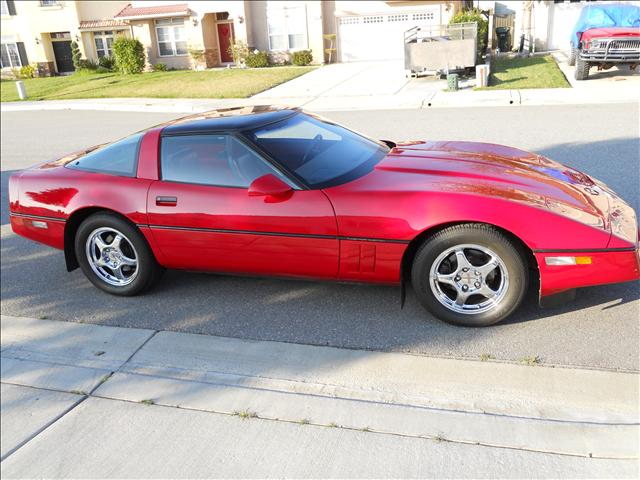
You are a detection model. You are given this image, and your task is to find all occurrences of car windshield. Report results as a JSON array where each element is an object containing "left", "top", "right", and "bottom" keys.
[{"left": 243, "top": 113, "right": 389, "bottom": 189}]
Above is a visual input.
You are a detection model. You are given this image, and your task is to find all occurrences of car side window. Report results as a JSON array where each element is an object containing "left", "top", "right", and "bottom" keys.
[
  {"left": 160, "top": 134, "right": 291, "bottom": 188},
  {"left": 66, "top": 132, "right": 143, "bottom": 177}
]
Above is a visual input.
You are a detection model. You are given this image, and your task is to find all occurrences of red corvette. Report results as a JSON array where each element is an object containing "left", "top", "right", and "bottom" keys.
[{"left": 8, "top": 107, "right": 639, "bottom": 326}]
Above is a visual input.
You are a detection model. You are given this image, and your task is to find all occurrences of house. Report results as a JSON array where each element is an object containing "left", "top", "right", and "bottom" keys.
[
  {"left": 112, "top": 1, "right": 458, "bottom": 69},
  {"left": 1, "top": 0, "right": 129, "bottom": 75},
  {"left": 1, "top": 0, "right": 459, "bottom": 75}
]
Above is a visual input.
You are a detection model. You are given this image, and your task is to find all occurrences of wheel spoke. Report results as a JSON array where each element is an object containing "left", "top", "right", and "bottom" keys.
[
  {"left": 454, "top": 249, "right": 472, "bottom": 271},
  {"left": 94, "top": 235, "right": 108, "bottom": 252},
  {"left": 120, "top": 254, "right": 136, "bottom": 267},
  {"left": 455, "top": 290, "right": 470, "bottom": 306},
  {"left": 477, "top": 284, "right": 498, "bottom": 299},
  {"left": 111, "top": 234, "right": 123, "bottom": 250},
  {"left": 112, "top": 265, "right": 126, "bottom": 280},
  {"left": 433, "top": 272, "right": 456, "bottom": 286},
  {"left": 477, "top": 257, "right": 499, "bottom": 277},
  {"left": 95, "top": 257, "right": 108, "bottom": 267}
]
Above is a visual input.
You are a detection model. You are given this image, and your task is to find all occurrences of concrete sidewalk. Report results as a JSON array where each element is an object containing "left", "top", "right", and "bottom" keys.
[
  {"left": 2, "top": 58, "right": 638, "bottom": 114},
  {"left": 1, "top": 315, "right": 638, "bottom": 477}
]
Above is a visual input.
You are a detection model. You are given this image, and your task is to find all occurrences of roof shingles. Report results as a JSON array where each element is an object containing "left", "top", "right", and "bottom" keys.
[{"left": 114, "top": 3, "right": 191, "bottom": 19}]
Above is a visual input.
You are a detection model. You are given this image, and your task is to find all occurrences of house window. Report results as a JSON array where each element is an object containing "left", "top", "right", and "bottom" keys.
[
  {"left": 40, "top": 0, "right": 57, "bottom": 6},
  {"left": 155, "top": 18, "right": 187, "bottom": 56},
  {"left": 267, "top": 3, "right": 307, "bottom": 51},
  {"left": 1, "top": 1, "right": 8, "bottom": 15},
  {"left": 0, "top": 42, "right": 21, "bottom": 68},
  {"left": 94, "top": 31, "right": 114, "bottom": 58}
]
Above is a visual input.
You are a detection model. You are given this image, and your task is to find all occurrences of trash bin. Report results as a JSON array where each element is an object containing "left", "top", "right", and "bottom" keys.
[
  {"left": 496, "top": 27, "right": 510, "bottom": 52},
  {"left": 447, "top": 73, "right": 459, "bottom": 91}
]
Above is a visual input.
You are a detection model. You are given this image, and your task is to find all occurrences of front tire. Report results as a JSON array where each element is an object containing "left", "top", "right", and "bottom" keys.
[
  {"left": 411, "top": 224, "right": 528, "bottom": 327},
  {"left": 574, "top": 57, "right": 590, "bottom": 80},
  {"left": 568, "top": 47, "right": 577, "bottom": 66},
  {"left": 75, "top": 212, "right": 163, "bottom": 296}
]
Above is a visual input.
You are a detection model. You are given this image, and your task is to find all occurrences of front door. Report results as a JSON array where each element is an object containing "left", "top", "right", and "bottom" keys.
[
  {"left": 217, "top": 23, "right": 234, "bottom": 63},
  {"left": 52, "top": 41, "right": 74, "bottom": 73},
  {"left": 146, "top": 133, "right": 339, "bottom": 279}
]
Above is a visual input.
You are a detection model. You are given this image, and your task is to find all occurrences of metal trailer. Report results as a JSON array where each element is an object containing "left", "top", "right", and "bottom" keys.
[{"left": 404, "top": 22, "right": 477, "bottom": 76}]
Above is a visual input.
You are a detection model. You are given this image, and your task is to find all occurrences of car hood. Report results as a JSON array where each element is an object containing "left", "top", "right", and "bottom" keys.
[
  {"left": 581, "top": 27, "right": 640, "bottom": 41},
  {"left": 375, "top": 141, "right": 611, "bottom": 229}
]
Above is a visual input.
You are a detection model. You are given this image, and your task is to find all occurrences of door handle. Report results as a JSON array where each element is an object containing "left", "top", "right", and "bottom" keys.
[{"left": 156, "top": 196, "right": 177, "bottom": 206}]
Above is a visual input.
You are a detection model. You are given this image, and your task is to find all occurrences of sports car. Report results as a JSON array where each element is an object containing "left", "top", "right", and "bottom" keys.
[{"left": 8, "top": 106, "right": 639, "bottom": 326}]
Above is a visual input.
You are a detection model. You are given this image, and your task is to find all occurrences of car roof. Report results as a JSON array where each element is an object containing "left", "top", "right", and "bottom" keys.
[{"left": 159, "top": 105, "right": 300, "bottom": 135}]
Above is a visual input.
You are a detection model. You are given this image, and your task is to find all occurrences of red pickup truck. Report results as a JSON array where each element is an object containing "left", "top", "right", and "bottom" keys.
[
  {"left": 568, "top": 4, "right": 640, "bottom": 80},
  {"left": 570, "top": 27, "right": 640, "bottom": 80}
]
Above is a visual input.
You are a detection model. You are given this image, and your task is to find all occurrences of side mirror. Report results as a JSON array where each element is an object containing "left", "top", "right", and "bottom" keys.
[{"left": 248, "top": 174, "right": 293, "bottom": 201}]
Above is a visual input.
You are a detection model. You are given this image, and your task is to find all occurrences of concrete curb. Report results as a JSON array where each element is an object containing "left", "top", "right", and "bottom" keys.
[{"left": 2, "top": 315, "right": 638, "bottom": 459}]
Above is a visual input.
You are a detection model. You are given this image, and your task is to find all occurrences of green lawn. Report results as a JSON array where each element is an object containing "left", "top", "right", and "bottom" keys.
[
  {"left": 480, "top": 54, "right": 570, "bottom": 90},
  {"left": 0, "top": 66, "right": 315, "bottom": 102}
]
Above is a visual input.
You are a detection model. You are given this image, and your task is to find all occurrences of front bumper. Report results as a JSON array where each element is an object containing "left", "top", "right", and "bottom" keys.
[
  {"left": 579, "top": 51, "right": 640, "bottom": 62},
  {"left": 536, "top": 247, "right": 640, "bottom": 297}
]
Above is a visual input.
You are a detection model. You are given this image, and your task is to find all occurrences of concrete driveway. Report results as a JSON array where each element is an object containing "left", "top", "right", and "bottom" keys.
[{"left": 254, "top": 60, "right": 410, "bottom": 99}]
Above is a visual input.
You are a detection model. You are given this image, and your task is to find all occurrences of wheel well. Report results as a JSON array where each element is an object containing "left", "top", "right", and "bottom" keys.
[
  {"left": 400, "top": 221, "right": 539, "bottom": 283},
  {"left": 63, "top": 207, "right": 136, "bottom": 272}
]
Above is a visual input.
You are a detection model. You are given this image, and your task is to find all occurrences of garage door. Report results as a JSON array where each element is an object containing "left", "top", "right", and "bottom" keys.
[{"left": 338, "top": 9, "right": 440, "bottom": 62}]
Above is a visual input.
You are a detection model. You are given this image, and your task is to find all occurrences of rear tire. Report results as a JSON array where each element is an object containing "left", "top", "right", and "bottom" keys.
[
  {"left": 574, "top": 57, "right": 590, "bottom": 80},
  {"left": 75, "top": 212, "right": 163, "bottom": 296},
  {"left": 411, "top": 224, "right": 528, "bottom": 327},
  {"left": 568, "top": 47, "right": 577, "bottom": 66}
]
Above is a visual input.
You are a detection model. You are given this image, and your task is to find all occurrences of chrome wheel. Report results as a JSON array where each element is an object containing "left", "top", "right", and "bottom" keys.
[
  {"left": 429, "top": 244, "right": 509, "bottom": 315},
  {"left": 85, "top": 227, "right": 138, "bottom": 287}
]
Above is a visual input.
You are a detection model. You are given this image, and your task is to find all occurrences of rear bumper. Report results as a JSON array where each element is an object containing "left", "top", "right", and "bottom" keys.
[
  {"left": 536, "top": 247, "right": 640, "bottom": 297},
  {"left": 10, "top": 213, "right": 65, "bottom": 250}
]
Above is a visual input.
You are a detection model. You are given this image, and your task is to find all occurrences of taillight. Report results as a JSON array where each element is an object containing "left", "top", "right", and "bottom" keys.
[{"left": 8, "top": 172, "right": 21, "bottom": 212}]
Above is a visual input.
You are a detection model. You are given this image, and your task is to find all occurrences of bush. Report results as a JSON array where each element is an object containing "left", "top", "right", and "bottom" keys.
[
  {"left": 98, "top": 55, "right": 114, "bottom": 70},
  {"left": 228, "top": 40, "right": 249, "bottom": 65},
  {"left": 78, "top": 59, "right": 98, "bottom": 71},
  {"left": 152, "top": 62, "right": 167, "bottom": 72},
  {"left": 95, "top": 66, "right": 110, "bottom": 73},
  {"left": 449, "top": 8, "right": 488, "bottom": 63},
  {"left": 112, "top": 37, "right": 146, "bottom": 74},
  {"left": 19, "top": 64, "right": 36, "bottom": 79},
  {"left": 245, "top": 50, "right": 269, "bottom": 68},
  {"left": 291, "top": 50, "right": 313, "bottom": 66}
]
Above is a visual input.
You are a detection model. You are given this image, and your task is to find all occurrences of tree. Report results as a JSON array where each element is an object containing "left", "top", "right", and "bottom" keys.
[{"left": 70, "top": 41, "right": 82, "bottom": 70}]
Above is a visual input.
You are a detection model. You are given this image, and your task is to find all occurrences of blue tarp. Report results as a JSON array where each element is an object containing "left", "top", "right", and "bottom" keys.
[{"left": 570, "top": 3, "right": 640, "bottom": 45}]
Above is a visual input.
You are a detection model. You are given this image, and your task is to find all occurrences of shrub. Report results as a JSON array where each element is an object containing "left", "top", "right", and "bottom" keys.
[
  {"left": 78, "top": 59, "right": 98, "bottom": 71},
  {"left": 228, "top": 40, "right": 249, "bottom": 65},
  {"left": 98, "top": 55, "right": 114, "bottom": 70},
  {"left": 95, "top": 66, "right": 110, "bottom": 73},
  {"left": 291, "top": 50, "right": 313, "bottom": 66},
  {"left": 71, "top": 41, "right": 83, "bottom": 70},
  {"left": 245, "top": 50, "right": 269, "bottom": 68},
  {"left": 449, "top": 8, "right": 489, "bottom": 63},
  {"left": 152, "top": 62, "right": 167, "bottom": 72},
  {"left": 19, "top": 64, "right": 36, "bottom": 79},
  {"left": 112, "top": 37, "right": 146, "bottom": 74}
]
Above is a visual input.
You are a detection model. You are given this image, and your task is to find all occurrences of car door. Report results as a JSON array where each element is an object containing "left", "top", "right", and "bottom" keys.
[{"left": 146, "top": 133, "right": 339, "bottom": 279}]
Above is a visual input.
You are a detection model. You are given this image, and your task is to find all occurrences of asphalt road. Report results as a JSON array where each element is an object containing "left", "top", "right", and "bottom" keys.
[{"left": 1, "top": 105, "right": 638, "bottom": 371}]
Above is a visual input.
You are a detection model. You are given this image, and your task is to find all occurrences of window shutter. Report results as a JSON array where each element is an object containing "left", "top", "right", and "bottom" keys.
[
  {"left": 16, "top": 42, "right": 28, "bottom": 66},
  {"left": 7, "top": 0, "right": 17, "bottom": 15}
]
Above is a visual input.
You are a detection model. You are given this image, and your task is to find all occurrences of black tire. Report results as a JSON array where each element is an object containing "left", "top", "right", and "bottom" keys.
[
  {"left": 75, "top": 212, "right": 164, "bottom": 296},
  {"left": 411, "top": 224, "right": 529, "bottom": 327},
  {"left": 574, "top": 57, "right": 590, "bottom": 80},
  {"left": 568, "top": 47, "right": 577, "bottom": 66}
]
